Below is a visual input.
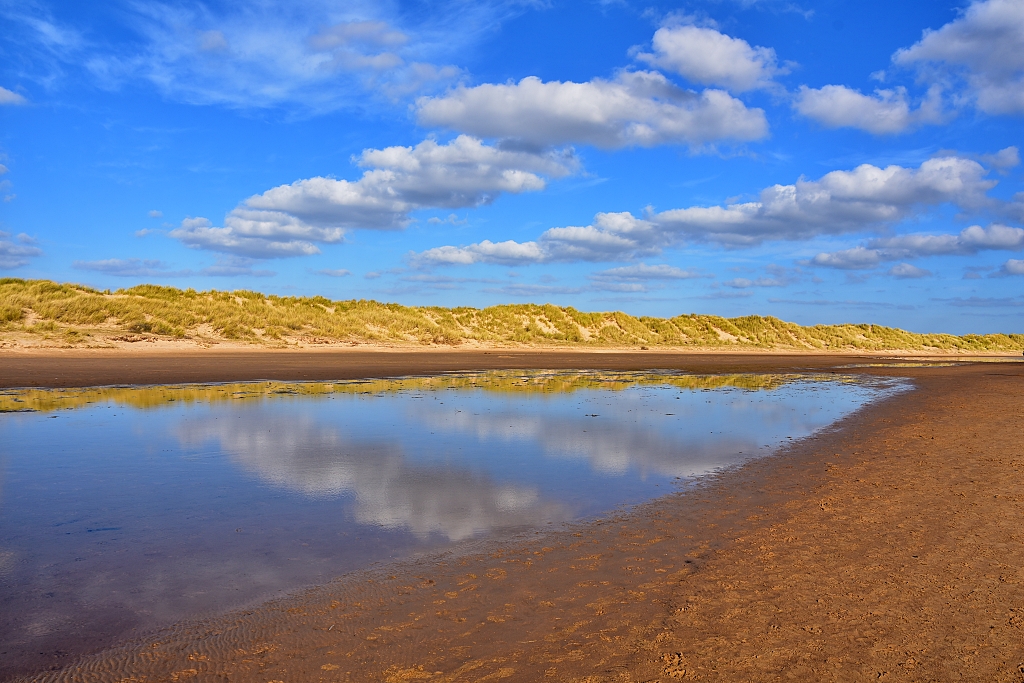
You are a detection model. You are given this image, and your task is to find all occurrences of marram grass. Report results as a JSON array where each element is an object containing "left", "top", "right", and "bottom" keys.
[{"left": 1, "top": 278, "right": 1022, "bottom": 352}]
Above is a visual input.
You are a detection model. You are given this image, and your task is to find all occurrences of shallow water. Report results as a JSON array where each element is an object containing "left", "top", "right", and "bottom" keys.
[{"left": 0, "top": 370, "right": 900, "bottom": 676}]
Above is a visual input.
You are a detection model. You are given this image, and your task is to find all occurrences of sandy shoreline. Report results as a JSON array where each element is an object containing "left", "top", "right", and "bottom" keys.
[
  {"left": 1, "top": 347, "right": 1018, "bottom": 389},
  {"left": 3, "top": 355, "right": 1024, "bottom": 681}
]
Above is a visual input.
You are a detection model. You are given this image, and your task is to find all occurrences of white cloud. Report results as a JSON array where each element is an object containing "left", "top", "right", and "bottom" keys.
[
  {"left": 889, "top": 263, "right": 932, "bottom": 278},
  {"left": 0, "top": 232, "right": 42, "bottom": 268},
  {"left": 652, "top": 155, "right": 995, "bottom": 244},
  {"left": 810, "top": 223, "right": 1024, "bottom": 271},
  {"left": 427, "top": 213, "right": 467, "bottom": 225},
  {"left": 416, "top": 71, "right": 768, "bottom": 149},
  {"left": 1002, "top": 258, "right": 1024, "bottom": 275},
  {"left": 318, "top": 268, "right": 351, "bottom": 277},
  {"left": 539, "top": 212, "right": 661, "bottom": 260},
  {"left": 981, "top": 145, "right": 1021, "bottom": 170},
  {"left": 171, "top": 216, "right": 327, "bottom": 259},
  {"left": 894, "top": 0, "right": 1024, "bottom": 115},
  {"left": 810, "top": 247, "right": 882, "bottom": 270},
  {"left": 96, "top": 6, "right": 461, "bottom": 109},
  {"left": 148, "top": 209, "right": 163, "bottom": 218},
  {"left": 417, "top": 240, "right": 548, "bottom": 266},
  {"left": 4, "top": 1, "right": 504, "bottom": 112},
  {"left": 416, "top": 212, "right": 658, "bottom": 265},
  {"left": 635, "top": 24, "right": 786, "bottom": 92},
  {"left": 794, "top": 84, "right": 944, "bottom": 134},
  {"left": 417, "top": 155, "right": 1004, "bottom": 265},
  {"left": 0, "top": 86, "right": 27, "bottom": 105},
  {"left": 172, "top": 136, "right": 576, "bottom": 258},
  {"left": 869, "top": 223, "right": 1024, "bottom": 255}
]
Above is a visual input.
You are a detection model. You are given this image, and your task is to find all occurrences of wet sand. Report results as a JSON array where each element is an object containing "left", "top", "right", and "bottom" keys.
[
  {"left": 3, "top": 352, "right": 1024, "bottom": 681},
  {"left": 0, "top": 347, "right": 983, "bottom": 389}
]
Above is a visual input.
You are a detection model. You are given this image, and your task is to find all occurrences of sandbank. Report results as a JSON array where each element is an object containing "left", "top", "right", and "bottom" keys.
[{"left": 1, "top": 346, "right": 1018, "bottom": 389}]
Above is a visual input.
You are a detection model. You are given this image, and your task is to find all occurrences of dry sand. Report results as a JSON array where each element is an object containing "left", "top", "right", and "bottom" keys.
[{"left": 3, "top": 351, "right": 1024, "bottom": 682}]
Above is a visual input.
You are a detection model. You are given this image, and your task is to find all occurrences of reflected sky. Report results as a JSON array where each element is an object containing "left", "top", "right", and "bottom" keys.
[{"left": 0, "top": 371, "right": 902, "bottom": 675}]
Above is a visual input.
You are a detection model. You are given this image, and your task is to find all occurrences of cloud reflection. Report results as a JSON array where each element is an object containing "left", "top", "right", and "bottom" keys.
[
  {"left": 414, "top": 405, "right": 760, "bottom": 478},
  {"left": 176, "top": 414, "right": 568, "bottom": 540},
  {"left": 409, "top": 386, "right": 852, "bottom": 479}
]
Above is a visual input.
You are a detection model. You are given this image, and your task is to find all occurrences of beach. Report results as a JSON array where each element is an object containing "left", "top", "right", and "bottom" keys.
[
  {"left": 2, "top": 351, "right": 1023, "bottom": 681},
  {"left": 0, "top": 346, "right": 1003, "bottom": 389}
]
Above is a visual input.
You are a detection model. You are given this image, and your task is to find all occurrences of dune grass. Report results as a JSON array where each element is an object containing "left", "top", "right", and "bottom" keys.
[{"left": 1, "top": 277, "right": 1022, "bottom": 353}]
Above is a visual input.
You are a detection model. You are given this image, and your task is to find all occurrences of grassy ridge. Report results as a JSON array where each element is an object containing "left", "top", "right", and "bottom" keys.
[{"left": 1, "top": 278, "right": 1022, "bottom": 352}]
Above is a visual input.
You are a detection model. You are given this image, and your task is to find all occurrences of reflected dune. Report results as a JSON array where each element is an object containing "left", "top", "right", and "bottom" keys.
[{"left": 0, "top": 370, "right": 806, "bottom": 414}]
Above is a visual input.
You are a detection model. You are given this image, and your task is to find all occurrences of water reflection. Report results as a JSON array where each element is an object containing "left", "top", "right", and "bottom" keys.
[
  {"left": 0, "top": 370, "right": 795, "bottom": 414},
  {"left": 177, "top": 414, "right": 567, "bottom": 540},
  {"left": 0, "top": 370, "right": 900, "bottom": 678},
  {"left": 414, "top": 403, "right": 759, "bottom": 477}
]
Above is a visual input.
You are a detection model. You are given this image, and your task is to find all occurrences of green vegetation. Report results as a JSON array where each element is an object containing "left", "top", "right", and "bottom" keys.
[
  {"left": 2, "top": 277, "right": 1022, "bottom": 352},
  {"left": 0, "top": 371, "right": 810, "bottom": 414}
]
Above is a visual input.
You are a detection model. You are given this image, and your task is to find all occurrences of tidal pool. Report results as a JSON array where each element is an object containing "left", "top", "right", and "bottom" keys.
[{"left": 0, "top": 370, "right": 900, "bottom": 675}]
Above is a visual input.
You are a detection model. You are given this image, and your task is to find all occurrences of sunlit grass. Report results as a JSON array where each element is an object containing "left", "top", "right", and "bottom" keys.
[{"left": 1, "top": 278, "right": 1022, "bottom": 352}]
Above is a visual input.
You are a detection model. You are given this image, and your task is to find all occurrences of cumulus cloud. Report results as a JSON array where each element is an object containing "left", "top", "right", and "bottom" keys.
[
  {"left": 652, "top": 156, "right": 995, "bottom": 244},
  {"left": 810, "top": 223, "right": 1024, "bottom": 270},
  {"left": 870, "top": 223, "right": 1024, "bottom": 255},
  {"left": 417, "top": 239, "right": 548, "bottom": 266},
  {"left": 635, "top": 24, "right": 786, "bottom": 92},
  {"left": 980, "top": 145, "right": 1021, "bottom": 170},
  {"left": 416, "top": 212, "right": 658, "bottom": 265},
  {"left": 417, "top": 155, "right": 1004, "bottom": 265},
  {"left": 0, "top": 86, "right": 27, "bottom": 105},
  {"left": 794, "top": 84, "right": 944, "bottom": 134},
  {"left": 894, "top": 0, "right": 1024, "bottom": 115},
  {"left": 809, "top": 247, "right": 883, "bottom": 270},
  {"left": 889, "top": 263, "right": 932, "bottom": 278},
  {"left": 0, "top": 232, "right": 42, "bottom": 268},
  {"left": 170, "top": 216, "right": 326, "bottom": 258},
  {"left": 172, "top": 136, "right": 575, "bottom": 258},
  {"left": 416, "top": 71, "right": 768, "bottom": 149},
  {"left": 1001, "top": 258, "right": 1024, "bottom": 275}
]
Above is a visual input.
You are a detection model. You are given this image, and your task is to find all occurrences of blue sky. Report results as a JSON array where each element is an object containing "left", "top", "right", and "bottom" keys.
[{"left": 1, "top": 0, "right": 1023, "bottom": 334}]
